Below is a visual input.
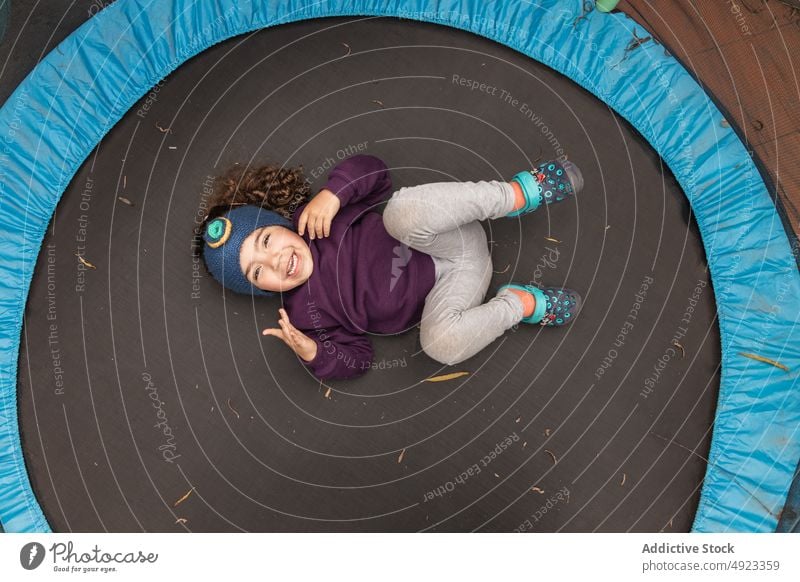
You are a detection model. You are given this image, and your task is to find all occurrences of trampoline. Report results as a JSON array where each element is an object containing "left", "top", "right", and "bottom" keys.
[{"left": 1, "top": 0, "right": 798, "bottom": 533}]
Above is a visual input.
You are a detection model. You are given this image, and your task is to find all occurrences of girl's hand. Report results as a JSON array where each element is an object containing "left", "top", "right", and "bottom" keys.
[
  {"left": 298, "top": 188, "right": 341, "bottom": 240},
  {"left": 262, "top": 308, "right": 318, "bottom": 362}
]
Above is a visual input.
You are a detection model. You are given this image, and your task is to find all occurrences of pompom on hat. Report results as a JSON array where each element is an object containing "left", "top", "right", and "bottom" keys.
[{"left": 202, "top": 204, "right": 293, "bottom": 295}]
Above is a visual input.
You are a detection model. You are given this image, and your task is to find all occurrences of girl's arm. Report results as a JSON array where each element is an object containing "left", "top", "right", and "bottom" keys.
[
  {"left": 263, "top": 309, "right": 373, "bottom": 380},
  {"left": 302, "top": 325, "right": 374, "bottom": 381},
  {"left": 324, "top": 154, "right": 393, "bottom": 209}
]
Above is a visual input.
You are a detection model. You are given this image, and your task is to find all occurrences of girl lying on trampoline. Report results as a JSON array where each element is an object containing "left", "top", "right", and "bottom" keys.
[{"left": 199, "top": 154, "right": 583, "bottom": 380}]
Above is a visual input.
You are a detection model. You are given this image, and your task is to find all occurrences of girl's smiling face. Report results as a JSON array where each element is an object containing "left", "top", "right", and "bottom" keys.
[{"left": 239, "top": 225, "right": 313, "bottom": 292}]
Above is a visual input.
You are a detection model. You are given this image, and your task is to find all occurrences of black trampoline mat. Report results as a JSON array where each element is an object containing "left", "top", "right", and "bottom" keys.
[{"left": 18, "top": 16, "right": 720, "bottom": 532}]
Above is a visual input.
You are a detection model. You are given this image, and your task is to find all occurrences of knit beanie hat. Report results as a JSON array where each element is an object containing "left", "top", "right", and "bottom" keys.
[{"left": 202, "top": 204, "right": 293, "bottom": 296}]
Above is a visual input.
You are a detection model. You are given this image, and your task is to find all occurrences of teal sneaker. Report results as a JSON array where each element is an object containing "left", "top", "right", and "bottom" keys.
[
  {"left": 506, "top": 160, "right": 584, "bottom": 218},
  {"left": 499, "top": 283, "right": 583, "bottom": 326}
]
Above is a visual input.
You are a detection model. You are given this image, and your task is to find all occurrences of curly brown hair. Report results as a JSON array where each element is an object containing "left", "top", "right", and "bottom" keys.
[
  {"left": 203, "top": 162, "right": 312, "bottom": 223},
  {"left": 193, "top": 162, "right": 311, "bottom": 261}
]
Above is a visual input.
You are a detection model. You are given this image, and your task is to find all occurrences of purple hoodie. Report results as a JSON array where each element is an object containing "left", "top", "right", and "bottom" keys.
[{"left": 283, "top": 155, "right": 436, "bottom": 380}]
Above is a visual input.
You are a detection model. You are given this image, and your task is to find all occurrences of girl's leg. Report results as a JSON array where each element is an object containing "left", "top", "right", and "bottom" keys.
[
  {"left": 383, "top": 180, "right": 517, "bottom": 253},
  {"left": 417, "top": 222, "right": 525, "bottom": 365},
  {"left": 383, "top": 180, "right": 526, "bottom": 366}
]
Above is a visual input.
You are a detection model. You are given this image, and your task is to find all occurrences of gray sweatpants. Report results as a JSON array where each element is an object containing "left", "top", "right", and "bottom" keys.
[{"left": 383, "top": 180, "right": 525, "bottom": 366}]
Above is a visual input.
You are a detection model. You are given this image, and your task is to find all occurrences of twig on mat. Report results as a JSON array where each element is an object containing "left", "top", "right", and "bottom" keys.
[
  {"left": 573, "top": 0, "right": 594, "bottom": 27},
  {"left": 226, "top": 398, "right": 240, "bottom": 419},
  {"left": 173, "top": 488, "right": 194, "bottom": 507},
  {"left": 424, "top": 372, "right": 469, "bottom": 382},
  {"left": 739, "top": 352, "right": 789, "bottom": 372}
]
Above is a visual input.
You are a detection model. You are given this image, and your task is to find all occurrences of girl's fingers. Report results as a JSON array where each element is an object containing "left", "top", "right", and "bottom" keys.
[
  {"left": 313, "top": 213, "right": 329, "bottom": 239},
  {"left": 308, "top": 214, "right": 318, "bottom": 239},
  {"left": 262, "top": 328, "right": 284, "bottom": 340},
  {"left": 301, "top": 192, "right": 339, "bottom": 241},
  {"left": 266, "top": 329, "right": 298, "bottom": 353},
  {"left": 302, "top": 210, "right": 337, "bottom": 240},
  {"left": 276, "top": 320, "right": 292, "bottom": 343},
  {"left": 279, "top": 321, "right": 303, "bottom": 353},
  {"left": 278, "top": 317, "right": 298, "bottom": 341},
  {"left": 310, "top": 220, "right": 317, "bottom": 239},
  {"left": 265, "top": 311, "right": 308, "bottom": 356},
  {"left": 277, "top": 309, "right": 309, "bottom": 349}
]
